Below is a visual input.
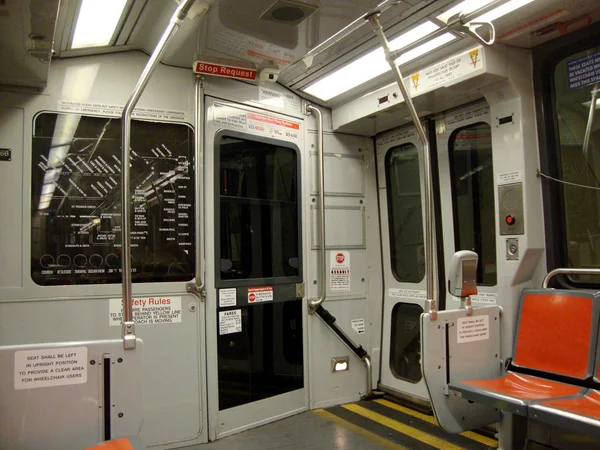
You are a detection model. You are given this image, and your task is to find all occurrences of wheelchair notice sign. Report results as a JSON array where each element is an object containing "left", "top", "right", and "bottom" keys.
[{"left": 457, "top": 315, "right": 490, "bottom": 343}]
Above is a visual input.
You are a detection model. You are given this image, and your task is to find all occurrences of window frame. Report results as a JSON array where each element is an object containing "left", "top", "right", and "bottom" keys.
[
  {"left": 384, "top": 141, "right": 426, "bottom": 284},
  {"left": 534, "top": 24, "right": 600, "bottom": 287},
  {"left": 214, "top": 130, "right": 303, "bottom": 289},
  {"left": 447, "top": 121, "right": 497, "bottom": 287}
]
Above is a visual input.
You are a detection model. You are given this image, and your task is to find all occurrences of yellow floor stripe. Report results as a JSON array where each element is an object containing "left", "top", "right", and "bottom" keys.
[
  {"left": 375, "top": 399, "right": 498, "bottom": 448},
  {"left": 343, "top": 403, "right": 464, "bottom": 450},
  {"left": 313, "top": 409, "right": 406, "bottom": 449}
]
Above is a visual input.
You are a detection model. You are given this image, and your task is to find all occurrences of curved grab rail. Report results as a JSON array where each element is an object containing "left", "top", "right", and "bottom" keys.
[
  {"left": 542, "top": 268, "right": 600, "bottom": 288},
  {"left": 120, "top": 0, "right": 197, "bottom": 349},
  {"left": 368, "top": 13, "right": 437, "bottom": 319},
  {"left": 306, "top": 104, "right": 326, "bottom": 312}
]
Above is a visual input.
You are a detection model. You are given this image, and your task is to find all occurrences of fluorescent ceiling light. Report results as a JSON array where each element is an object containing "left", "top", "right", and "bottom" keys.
[
  {"left": 474, "top": 0, "right": 536, "bottom": 23},
  {"left": 71, "top": 0, "right": 128, "bottom": 49},
  {"left": 437, "top": 0, "right": 496, "bottom": 23},
  {"left": 303, "top": 21, "right": 442, "bottom": 101}
]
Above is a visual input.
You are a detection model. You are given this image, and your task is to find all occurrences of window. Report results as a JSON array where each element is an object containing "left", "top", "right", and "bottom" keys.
[
  {"left": 31, "top": 113, "right": 195, "bottom": 285},
  {"left": 217, "top": 134, "right": 300, "bottom": 284},
  {"left": 553, "top": 46, "right": 600, "bottom": 271},
  {"left": 385, "top": 143, "right": 425, "bottom": 283},
  {"left": 389, "top": 302, "right": 423, "bottom": 383},
  {"left": 449, "top": 122, "right": 496, "bottom": 286}
]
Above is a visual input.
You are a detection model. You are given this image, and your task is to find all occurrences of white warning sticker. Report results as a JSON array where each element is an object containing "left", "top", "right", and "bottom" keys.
[
  {"left": 259, "top": 86, "right": 301, "bottom": 113},
  {"left": 14, "top": 347, "right": 87, "bottom": 390},
  {"left": 457, "top": 315, "right": 490, "bottom": 344},
  {"left": 219, "top": 309, "right": 242, "bottom": 335},
  {"left": 471, "top": 292, "right": 497, "bottom": 305},
  {"left": 330, "top": 251, "right": 350, "bottom": 292},
  {"left": 497, "top": 171, "right": 523, "bottom": 185},
  {"left": 351, "top": 319, "right": 365, "bottom": 334},
  {"left": 389, "top": 288, "right": 426, "bottom": 299},
  {"left": 219, "top": 288, "right": 237, "bottom": 307},
  {"left": 248, "top": 286, "right": 273, "bottom": 303},
  {"left": 109, "top": 297, "right": 182, "bottom": 326}
]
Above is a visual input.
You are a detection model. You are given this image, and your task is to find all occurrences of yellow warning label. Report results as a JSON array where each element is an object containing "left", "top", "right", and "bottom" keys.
[
  {"left": 411, "top": 73, "right": 420, "bottom": 91},
  {"left": 469, "top": 49, "right": 479, "bottom": 68}
]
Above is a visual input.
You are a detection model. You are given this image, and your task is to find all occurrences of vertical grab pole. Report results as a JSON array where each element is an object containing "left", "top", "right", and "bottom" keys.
[
  {"left": 583, "top": 85, "right": 598, "bottom": 158},
  {"left": 187, "top": 75, "right": 206, "bottom": 299},
  {"left": 306, "top": 104, "right": 327, "bottom": 312},
  {"left": 367, "top": 13, "right": 437, "bottom": 319},
  {"left": 121, "top": 0, "right": 197, "bottom": 349}
]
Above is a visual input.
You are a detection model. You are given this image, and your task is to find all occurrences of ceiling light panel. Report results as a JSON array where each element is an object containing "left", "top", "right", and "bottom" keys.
[
  {"left": 474, "top": 0, "right": 536, "bottom": 23},
  {"left": 436, "top": 0, "right": 497, "bottom": 23},
  {"left": 71, "top": 0, "right": 128, "bottom": 49},
  {"left": 303, "top": 21, "right": 441, "bottom": 101}
]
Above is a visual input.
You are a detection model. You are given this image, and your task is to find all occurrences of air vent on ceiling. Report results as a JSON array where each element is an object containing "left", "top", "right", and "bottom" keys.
[{"left": 260, "top": 0, "right": 318, "bottom": 27}]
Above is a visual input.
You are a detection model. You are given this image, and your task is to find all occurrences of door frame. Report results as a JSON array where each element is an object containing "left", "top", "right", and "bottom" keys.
[{"left": 203, "top": 96, "right": 309, "bottom": 440}]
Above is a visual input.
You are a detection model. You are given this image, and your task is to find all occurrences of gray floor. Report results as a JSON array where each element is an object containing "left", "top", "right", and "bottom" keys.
[{"left": 180, "top": 411, "right": 391, "bottom": 450}]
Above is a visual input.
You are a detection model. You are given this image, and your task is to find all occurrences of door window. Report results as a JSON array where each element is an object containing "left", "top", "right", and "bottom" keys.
[
  {"left": 217, "top": 135, "right": 300, "bottom": 283},
  {"left": 385, "top": 143, "right": 425, "bottom": 283},
  {"left": 448, "top": 123, "right": 496, "bottom": 286}
]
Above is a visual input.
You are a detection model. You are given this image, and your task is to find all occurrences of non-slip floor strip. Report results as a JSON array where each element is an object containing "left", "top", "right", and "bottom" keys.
[
  {"left": 312, "top": 408, "right": 406, "bottom": 449},
  {"left": 318, "top": 399, "right": 498, "bottom": 450}
]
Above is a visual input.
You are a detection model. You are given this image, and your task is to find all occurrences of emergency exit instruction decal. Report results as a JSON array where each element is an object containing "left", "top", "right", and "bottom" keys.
[
  {"left": 248, "top": 286, "right": 273, "bottom": 303},
  {"left": 109, "top": 297, "right": 182, "bottom": 326},
  {"left": 14, "top": 347, "right": 87, "bottom": 390}
]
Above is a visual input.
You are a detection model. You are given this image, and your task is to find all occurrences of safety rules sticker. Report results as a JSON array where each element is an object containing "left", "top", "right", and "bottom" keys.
[
  {"left": 330, "top": 251, "right": 350, "bottom": 292},
  {"left": 14, "top": 347, "right": 87, "bottom": 390},
  {"left": 457, "top": 315, "right": 490, "bottom": 344},
  {"left": 109, "top": 297, "right": 182, "bottom": 326},
  {"left": 248, "top": 286, "right": 274, "bottom": 303},
  {"left": 219, "top": 309, "right": 242, "bottom": 335}
]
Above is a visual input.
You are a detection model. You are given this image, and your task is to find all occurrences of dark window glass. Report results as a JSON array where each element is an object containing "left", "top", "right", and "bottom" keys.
[
  {"left": 389, "top": 302, "right": 423, "bottom": 383},
  {"left": 218, "top": 136, "right": 299, "bottom": 281},
  {"left": 218, "top": 300, "right": 304, "bottom": 410},
  {"left": 31, "top": 113, "right": 195, "bottom": 285},
  {"left": 385, "top": 143, "right": 425, "bottom": 283},
  {"left": 553, "top": 46, "right": 600, "bottom": 274},
  {"left": 449, "top": 123, "right": 496, "bottom": 286}
]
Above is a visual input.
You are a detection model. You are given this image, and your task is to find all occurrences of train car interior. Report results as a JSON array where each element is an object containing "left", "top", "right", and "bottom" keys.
[{"left": 2, "top": 0, "right": 600, "bottom": 449}]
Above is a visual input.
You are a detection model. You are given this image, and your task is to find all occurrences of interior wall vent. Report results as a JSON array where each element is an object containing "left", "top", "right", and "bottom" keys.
[{"left": 260, "top": 0, "right": 318, "bottom": 27}]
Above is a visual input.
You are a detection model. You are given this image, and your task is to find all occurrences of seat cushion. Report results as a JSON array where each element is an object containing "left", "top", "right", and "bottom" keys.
[
  {"left": 529, "top": 390, "right": 600, "bottom": 439},
  {"left": 450, "top": 372, "right": 584, "bottom": 415}
]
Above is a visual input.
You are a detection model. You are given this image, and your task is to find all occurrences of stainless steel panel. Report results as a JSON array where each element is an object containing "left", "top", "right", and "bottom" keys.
[
  {"left": 311, "top": 205, "right": 365, "bottom": 249},
  {"left": 0, "top": 339, "right": 143, "bottom": 450},
  {"left": 499, "top": 183, "right": 525, "bottom": 236},
  {"left": 421, "top": 306, "right": 502, "bottom": 433}
]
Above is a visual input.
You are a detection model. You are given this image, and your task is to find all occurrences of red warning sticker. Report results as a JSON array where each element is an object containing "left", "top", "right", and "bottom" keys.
[{"left": 248, "top": 286, "right": 274, "bottom": 303}]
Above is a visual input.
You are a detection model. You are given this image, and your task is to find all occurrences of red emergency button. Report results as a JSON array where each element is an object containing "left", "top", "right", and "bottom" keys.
[{"left": 506, "top": 215, "right": 516, "bottom": 225}]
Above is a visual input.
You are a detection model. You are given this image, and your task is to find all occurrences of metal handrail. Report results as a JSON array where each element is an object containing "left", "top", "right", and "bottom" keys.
[
  {"left": 306, "top": 104, "right": 326, "bottom": 311},
  {"left": 583, "top": 85, "right": 599, "bottom": 158},
  {"left": 368, "top": 13, "right": 437, "bottom": 320},
  {"left": 120, "top": 0, "right": 197, "bottom": 350},
  {"left": 186, "top": 75, "right": 207, "bottom": 299},
  {"left": 542, "top": 268, "right": 600, "bottom": 288}
]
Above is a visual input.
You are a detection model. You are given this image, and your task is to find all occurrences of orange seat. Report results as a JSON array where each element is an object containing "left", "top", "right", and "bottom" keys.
[
  {"left": 462, "top": 372, "right": 582, "bottom": 400},
  {"left": 529, "top": 390, "right": 600, "bottom": 438},
  {"left": 450, "top": 290, "right": 600, "bottom": 416},
  {"left": 85, "top": 438, "right": 135, "bottom": 450}
]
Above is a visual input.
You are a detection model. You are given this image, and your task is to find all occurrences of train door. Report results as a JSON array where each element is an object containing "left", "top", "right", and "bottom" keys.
[
  {"left": 204, "top": 98, "right": 306, "bottom": 439},
  {"left": 436, "top": 102, "right": 498, "bottom": 309},
  {"left": 377, "top": 125, "right": 431, "bottom": 402}
]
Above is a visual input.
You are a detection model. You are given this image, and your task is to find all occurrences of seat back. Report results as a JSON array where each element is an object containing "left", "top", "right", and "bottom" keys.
[{"left": 513, "top": 290, "right": 600, "bottom": 380}]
